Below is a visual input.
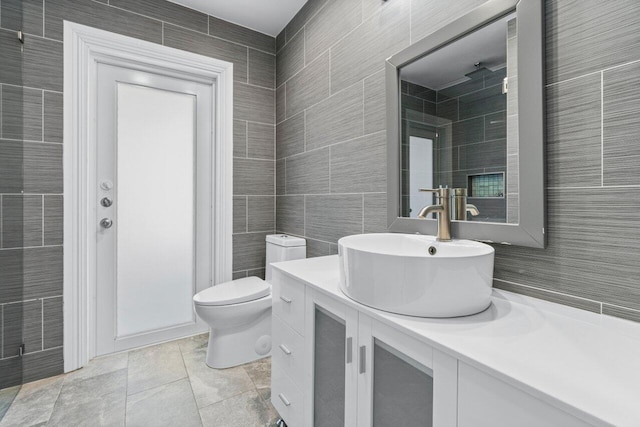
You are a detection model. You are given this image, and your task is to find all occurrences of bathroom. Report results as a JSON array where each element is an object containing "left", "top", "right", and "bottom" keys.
[{"left": 0, "top": 0, "right": 639, "bottom": 425}]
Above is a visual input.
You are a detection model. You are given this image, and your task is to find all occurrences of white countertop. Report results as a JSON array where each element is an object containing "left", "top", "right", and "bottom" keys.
[{"left": 272, "top": 255, "right": 640, "bottom": 427}]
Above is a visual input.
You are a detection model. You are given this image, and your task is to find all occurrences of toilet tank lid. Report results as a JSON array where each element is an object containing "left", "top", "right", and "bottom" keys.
[
  {"left": 193, "top": 277, "right": 270, "bottom": 306},
  {"left": 266, "top": 234, "right": 306, "bottom": 247}
]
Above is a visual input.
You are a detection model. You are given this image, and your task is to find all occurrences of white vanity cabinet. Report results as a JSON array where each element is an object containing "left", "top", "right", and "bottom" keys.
[
  {"left": 270, "top": 256, "right": 637, "bottom": 426},
  {"left": 457, "top": 363, "right": 590, "bottom": 427},
  {"left": 272, "top": 270, "right": 457, "bottom": 427}
]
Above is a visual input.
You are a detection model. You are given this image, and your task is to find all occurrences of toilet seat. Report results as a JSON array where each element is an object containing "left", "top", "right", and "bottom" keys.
[{"left": 193, "top": 277, "right": 270, "bottom": 306}]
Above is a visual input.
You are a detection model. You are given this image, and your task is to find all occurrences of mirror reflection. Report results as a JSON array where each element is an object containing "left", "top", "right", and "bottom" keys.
[{"left": 399, "top": 12, "right": 518, "bottom": 224}]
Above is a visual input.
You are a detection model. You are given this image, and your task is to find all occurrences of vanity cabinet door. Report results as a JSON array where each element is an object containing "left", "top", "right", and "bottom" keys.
[
  {"left": 457, "top": 362, "right": 591, "bottom": 427},
  {"left": 357, "top": 316, "right": 457, "bottom": 427},
  {"left": 304, "top": 290, "right": 359, "bottom": 427}
]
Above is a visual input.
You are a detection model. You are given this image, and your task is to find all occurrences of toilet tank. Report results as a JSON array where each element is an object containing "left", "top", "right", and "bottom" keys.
[{"left": 265, "top": 234, "right": 306, "bottom": 282}]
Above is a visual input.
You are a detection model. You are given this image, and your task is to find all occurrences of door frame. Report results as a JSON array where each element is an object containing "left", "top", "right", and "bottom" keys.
[{"left": 63, "top": 22, "right": 234, "bottom": 372}]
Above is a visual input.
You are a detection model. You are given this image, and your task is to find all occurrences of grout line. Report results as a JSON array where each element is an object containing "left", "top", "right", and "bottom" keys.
[
  {"left": 361, "top": 194, "right": 365, "bottom": 233},
  {"left": 41, "top": 298, "right": 45, "bottom": 352},
  {"left": 600, "top": 71, "right": 604, "bottom": 187},
  {"left": 494, "top": 278, "right": 603, "bottom": 305},
  {"left": 41, "top": 90, "right": 45, "bottom": 142},
  {"left": 0, "top": 82, "right": 63, "bottom": 95},
  {"left": 246, "top": 46, "right": 250, "bottom": 85},
  {"left": 0, "top": 244, "right": 63, "bottom": 251},
  {"left": 0, "top": 137, "right": 63, "bottom": 145},
  {"left": 361, "top": 79, "right": 365, "bottom": 135},
  {"left": 42, "top": 195, "right": 45, "bottom": 246},
  {"left": 179, "top": 345, "right": 205, "bottom": 425},
  {"left": 0, "top": 194, "right": 3, "bottom": 249},
  {"left": 328, "top": 146, "right": 332, "bottom": 191},
  {"left": 546, "top": 58, "right": 640, "bottom": 88},
  {"left": 0, "top": 193, "right": 64, "bottom": 196},
  {"left": 283, "top": 129, "right": 386, "bottom": 160},
  {"left": 0, "top": 345, "right": 64, "bottom": 361},
  {"left": 242, "top": 191, "right": 387, "bottom": 197},
  {"left": 238, "top": 80, "right": 276, "bottom": 92},
  {"left": 303, "top": 110, "right": 307, "bottom": 152},
  {"left": 546, "top": 184, "right": 640, "bottom": 190},
  {"left": 43, "top": 0, "right": 46, "bottom": 39},
  {"left": 602, "top": 302, "right": 640, "bottom": 314}
]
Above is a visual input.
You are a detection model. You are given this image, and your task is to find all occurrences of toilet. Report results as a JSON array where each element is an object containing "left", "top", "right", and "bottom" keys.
[{"left": 193, "top": 234, "right": 306, "bottom": 369}]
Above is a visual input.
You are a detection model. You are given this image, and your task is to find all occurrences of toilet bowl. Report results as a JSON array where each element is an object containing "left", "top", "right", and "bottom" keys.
[{"left": 193, "top": 234, "right": 306, "bottom": 369}]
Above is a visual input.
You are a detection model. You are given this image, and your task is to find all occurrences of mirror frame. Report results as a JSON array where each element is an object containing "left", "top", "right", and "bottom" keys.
[{"left": 386, "top": 0, "right": 545, "bottom": 248}]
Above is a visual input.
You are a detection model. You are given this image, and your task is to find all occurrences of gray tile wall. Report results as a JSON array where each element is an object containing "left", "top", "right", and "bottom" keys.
[
  {"left": 0, "top": 0, "right": 275, "bottom": 387},
  {"left": 276, "top": 0, "right": 640, "bottom": 324}
]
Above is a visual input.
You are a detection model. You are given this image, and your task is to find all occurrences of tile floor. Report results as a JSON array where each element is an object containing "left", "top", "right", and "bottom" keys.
[{"left": 0, "top": 333, "right": 279, "bottom": 426}]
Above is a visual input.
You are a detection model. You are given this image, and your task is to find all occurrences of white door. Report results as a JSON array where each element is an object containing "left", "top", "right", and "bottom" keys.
[
  {"left": 409, "top": 136, "right": 434, "bottom": 218},
  {"left": 94, "top": 63, "right": 212, "bottom": 356}
]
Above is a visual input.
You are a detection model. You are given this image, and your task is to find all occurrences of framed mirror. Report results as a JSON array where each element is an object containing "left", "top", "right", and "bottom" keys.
[{"left": 386, "top": 0, "right": 545, "bottom": 247}]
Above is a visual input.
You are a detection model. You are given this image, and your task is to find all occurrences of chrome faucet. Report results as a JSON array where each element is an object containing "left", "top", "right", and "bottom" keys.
[
  {"left": 417, "top": 187, "right": 451, "bottom": 241},
  {"left": 452, "top": 188, "right": 480, "bottom": 220}
]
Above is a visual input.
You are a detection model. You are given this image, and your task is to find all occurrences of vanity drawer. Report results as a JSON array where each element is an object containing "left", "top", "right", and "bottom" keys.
[
  {"left": 272, "top": 315, "right": 305, "bottom": 387},
  {"left": 272, "top": 272, "right": 305, "bottom": 334},
  {"left": 272, "top": 361, "right": 303, "bottom": 427}
]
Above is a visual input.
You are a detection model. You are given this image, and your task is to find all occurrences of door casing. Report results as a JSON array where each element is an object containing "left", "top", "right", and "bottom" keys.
[{"left": 63, "top": 22, "right": 234, "bottom": 372}]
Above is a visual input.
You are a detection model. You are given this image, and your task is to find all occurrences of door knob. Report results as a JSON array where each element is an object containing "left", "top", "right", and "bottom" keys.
[
  {"left": 100, "top": 218, "right": 113, "bottom": 229},
  {"left": 100, "top": 197, "right": 113, "bottom": 207}
]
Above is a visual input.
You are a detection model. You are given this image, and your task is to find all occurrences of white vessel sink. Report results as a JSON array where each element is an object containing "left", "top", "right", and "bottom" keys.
[{"left": 338, "top": 233, "right": 495, "bottom": 317}]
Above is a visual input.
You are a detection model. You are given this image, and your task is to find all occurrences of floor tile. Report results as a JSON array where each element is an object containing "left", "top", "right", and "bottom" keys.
[
  {"left": 199, "top": 390, "right": 278, "bottom": 427},
  {"left": 127, "top": 342, "right": 187, "bottom": 395},
  {"left": 177, "top": 333, "right": 209, "bottom": 355},
  {"left": 0, "top": 386, "right": 19, "bottom": 421},
  {"left": 0, "top": 376, "right": 63, "bottom": 427},
  {"left": 242, "top": 357, "right": 271, "bottom": 389},
  {"left": 182, "top": 348, "right": 255, "bottom": 408},
  {"left": 48, "top": 369, "right": 127, "bottom": 427},
  {"left": 0, "top": 336, "right": 281, "bottom": 427},
  {"left": 64, "top": 352, "right": 128, "bottom": 384},
  {"left": 126, "top": 378, "right": 202, "bottom": 427}
]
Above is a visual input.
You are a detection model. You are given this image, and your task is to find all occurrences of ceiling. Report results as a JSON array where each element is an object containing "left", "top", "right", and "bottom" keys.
[
  {"left": 167, "top": 0, "right": 308, "bottom": 36},
  {"left": 400, "top": 12, "right": 515, "bottom": 90}
]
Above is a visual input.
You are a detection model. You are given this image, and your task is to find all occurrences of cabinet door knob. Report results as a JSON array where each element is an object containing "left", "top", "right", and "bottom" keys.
[
  {"left": 346, "top": 337, "right": 353, "bottom": 364},
  {"left": 280, "top": 295, "right": 292, "bottom": 304},
  {"left": 359, "top": 345, "right": 366, "bottom": 374},
  {"left": 278, "top": 393, "right": 291, "bottom": 407},
  {"left": 279, "top": 344, "right": 292, "bottom": 355}
]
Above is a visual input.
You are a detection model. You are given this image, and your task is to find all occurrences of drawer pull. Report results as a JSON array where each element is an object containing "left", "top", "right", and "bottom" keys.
[
  {"left": 279, "top": 344, "right": 292, "bottom": 355},
  {"left": 346, "top": 337, "right": 353, "bottom": 364},
  {"left": 280, "top": 295, "right": 292, "bottom": 304},
  {"left": 278, "top": 393, "right": 291, "bottom": 407}
]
